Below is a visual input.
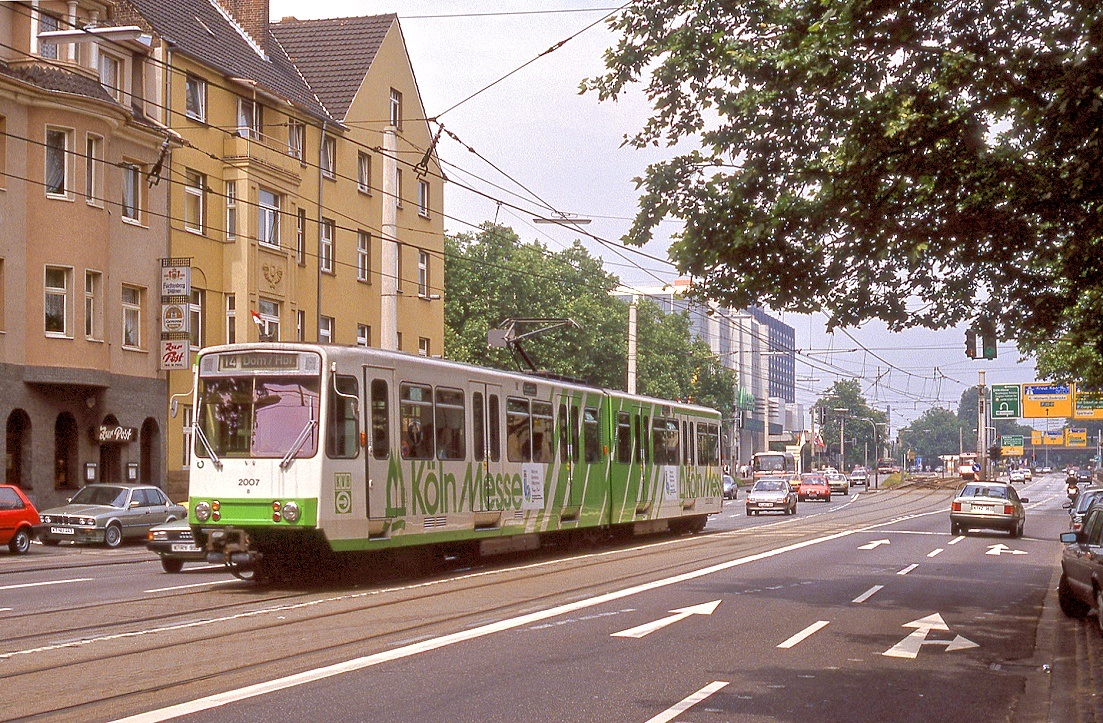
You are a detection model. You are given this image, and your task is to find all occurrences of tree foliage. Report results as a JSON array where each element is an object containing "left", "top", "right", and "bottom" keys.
[
  {"left": 814, "top": 380, "right": 887, "bottom": 468},
  {"left": 899, "top": 408, "right": 962, "bottom": 463},
  {"left": 587, "top": 1, "right": 1103, "bottom": 382},
  {"left": 444, "top": 224, "right": 735, "bottom": 415}
]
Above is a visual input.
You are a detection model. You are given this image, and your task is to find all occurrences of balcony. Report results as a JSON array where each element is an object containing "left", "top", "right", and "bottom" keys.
[{"left": 222, "top": 133, "right": 302, "bottom": 186}]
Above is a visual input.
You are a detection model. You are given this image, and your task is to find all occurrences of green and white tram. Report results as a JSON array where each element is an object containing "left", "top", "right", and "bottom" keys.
[{"left": 188, "top": 343, "right": 723, "bottom": 579}]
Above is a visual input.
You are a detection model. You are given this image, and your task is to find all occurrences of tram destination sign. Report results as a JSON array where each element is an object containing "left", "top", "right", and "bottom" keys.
[{"left": 991, "top": 385, "right": 1021, "bottom": 419}]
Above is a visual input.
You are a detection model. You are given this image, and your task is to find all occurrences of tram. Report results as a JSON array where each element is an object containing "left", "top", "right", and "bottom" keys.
[{"left": 187, "top": 343, "right": 723, "bottom": 579}]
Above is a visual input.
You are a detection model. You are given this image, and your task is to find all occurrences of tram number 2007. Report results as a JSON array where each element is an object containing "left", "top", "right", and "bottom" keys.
[{"left": 238, "top": 478, "right": 261, "bottom": 487}]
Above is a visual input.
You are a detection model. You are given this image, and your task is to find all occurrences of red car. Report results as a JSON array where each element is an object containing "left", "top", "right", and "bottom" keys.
[
  {"left": 0, "top": 485, "right": 40, "bottom": 554},
  {"left": 798, "top": 474, "right": 832, "bottom": 502}
]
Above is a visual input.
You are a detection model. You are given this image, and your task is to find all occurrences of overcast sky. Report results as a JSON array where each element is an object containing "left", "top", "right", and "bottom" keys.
[{"left": 272, "top": 1, "right": 1043, "bottom": 433}]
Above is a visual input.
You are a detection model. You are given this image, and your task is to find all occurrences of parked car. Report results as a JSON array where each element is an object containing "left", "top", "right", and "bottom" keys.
[
  {"left": 849, "top": 467, "right": 869, "bottom": 486},
  {"left": 1058, "top": 502, "right": 1103, "bottom": 627},
  {"left": 147, "top": 519, "right": 205, "bottom": 573},
  {"left": 1068, "top": 487, "right": 1103, "bottom": 532},
  {"left": 722, "top": 474, "right": 738, "bottom": 500},
  {"left": 746, "top": 477, "right": 797, "bottom": 516},
  {"left": 825, "top": 471, "right": 850, "bottom": 496},
  {"left": 798, "top": 473, "right": 831, "bottom": 502},
  {"left": 37, "top": 484, "right": 186, "bottom": 548},
  {"left": 949, "top": 481, "right": 1028, "bottom": 537},
  {"left": 0, "top": 485, "right": 40, "bottom": 554},
  {"left": 1009, "top": 468, "right": 1026, "bottom": 483}
]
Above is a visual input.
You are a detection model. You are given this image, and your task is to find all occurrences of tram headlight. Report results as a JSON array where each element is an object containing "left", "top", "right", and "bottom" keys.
[
  {"left": 281, "top": 501, "right": 301, "bottom": 523},
  {"left": 194, "top": 501, "right": 212, "bottom": 522}
]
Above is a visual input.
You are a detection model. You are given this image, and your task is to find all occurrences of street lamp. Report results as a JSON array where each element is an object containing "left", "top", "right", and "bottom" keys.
[
  {"left": 834, "top": 408, "right": 849, "bottom": 470},
  {"left": 852, "top": 418, "right": 886, "bottom": 489}
]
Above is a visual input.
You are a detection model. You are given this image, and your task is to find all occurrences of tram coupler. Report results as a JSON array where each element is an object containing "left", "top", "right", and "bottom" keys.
[{"left": 202, "top": 527, "right": 258, "bottom": 567}]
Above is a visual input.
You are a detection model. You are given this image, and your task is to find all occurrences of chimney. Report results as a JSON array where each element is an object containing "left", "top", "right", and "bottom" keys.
[{"left": 217, "top": 0, "right": 269, "bottom": 52}]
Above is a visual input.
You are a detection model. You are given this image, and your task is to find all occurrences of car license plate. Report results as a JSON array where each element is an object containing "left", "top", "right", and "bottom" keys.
[
  {"left": 50, "top": 526, "right": 74, "bottom": 535},
  {"left": 761, "top": 502, "right": 774, "bottom": 507},
  {"left": 171, "top": 543, "right": 200, "bottom": 553},
  {"left": 972, "top": 504, "right": 993, "bottom": 512}
]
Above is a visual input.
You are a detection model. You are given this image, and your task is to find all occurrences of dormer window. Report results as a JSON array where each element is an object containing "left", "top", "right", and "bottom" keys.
[
  {"left": 37, "top": 13, "right": 59, "bottom": 60},
  {"left": 99, "top": 52, "right": 121, "bottom": 101}
]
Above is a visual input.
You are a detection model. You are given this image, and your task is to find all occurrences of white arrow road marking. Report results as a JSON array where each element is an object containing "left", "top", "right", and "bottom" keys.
[
  {"left": 986, "top": 544, "right": 1028, "bottom": 556},
  {"left": 645, "top": 681, "right": 729, "bottom": 723},
  {"left": 778, "top": 620, "right": 830, "bottom": 649},
  {"left": 611, "top": 600, "right": 721, "bottom": 639},
  {"left": 852, "top": 585, "right": 884, "bottom": 604},
  {"left": 882, "top": 613, "right": 979, "bottom": 659},
  {"left": 858, "top": 539, "right": 891, "bottom": 550}
]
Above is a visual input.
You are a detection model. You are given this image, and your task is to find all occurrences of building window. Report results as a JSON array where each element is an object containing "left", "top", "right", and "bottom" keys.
[
  {"left": 99, "top": 53, "right": 121, "bottom": 101},
  {"left": 237, "top": 97, "right": 261, "bottom": 139},
  {"left": 225, "top": 180, "right": 237, "bottom": 240},
  {"left": 320, "top": 218, "right": 334, "bottom": 273},
  {"left": 321, "top": 136, "right": 336, "bottom": 179},
  {"left": 0, "top": 116, "right": 6, "bottom": 188},
  {"left": 320, "top": 316, "right": 333, "bottom": 344},
  {"left": 121, "top": 163, "right": 141, "bottom": 221},
  {"left": 357, "top": 231, "right": 370, "bottom": 283},
  {"left": 389, "top": 88, "right": 402, "bottom": 129},
  {"left": 419, "top": 337, "right": 430, "bottom": 357},
  {"left": 185, "top": 75, "right": 206, "bottom": 122},
  {"left": 288, "top": 120, "right": 304, "bottom": 160},
  {"left": 418, "top": 251, "right": 429, "bottom": 297},
  {"left": 258, "top": 188, "right": 280, "bottom": 248},
  {"left": 45, "top": 128, "right": 70, "bottom": 197},
  {"left": 44, "top": 266, "right": 69, "bottom": 336},
  {"left": 394, "top": 167, "right": 403, "bottom": 208},
  {"left": 357, "top": 152, "right": 372, "bottom": 193},
  {"left": 225, "top": 294, "right": 235, "bottom": 344},
  {"left": 181, "top": 405, "right": 194, "bottom": 468},
  {"left": 296, "top": 209, "right": 307, "bottom": 264},
  {"left": 84, "top": 270, "right": 102, "bottom": 340},
  {"left": 357, "top": 324, "right": 370, "bottom": 347},
  {"left": 184, "top": 169, "right": 205, "bottom": 234},
  {"left": 296, "top": 309, "right": 305, "bottom": 341},
  {"left": 121, "top": 285, "right": 142, "bottom": 348},
  {"left": 37, "top": 13, "right": 59, "bottom": 60},
  {"left": 396, "top": 243, "right": 404, "bottom": 292},
  {"left": 417, "top": 179, "right": 430, "bottom": 217},
  {"left": 189, "top": 289, "right": 204, "bottom": 349},
  {"left": 257, "top": 298, "right": 279, "bottom": 340},
  {"left": 85, "top": 134, "right": 102, "bottom": 206}
]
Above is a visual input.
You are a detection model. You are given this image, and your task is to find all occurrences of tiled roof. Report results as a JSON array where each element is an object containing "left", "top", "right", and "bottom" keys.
[
  {"left": 270, "top": 15, "right": 395, "bottom": 122},
  {"left": 0, "top": 60, "right": 118, "bottom": 104},
  {"left": 119, "top": 0, "right": 333, "bottom": 123}
]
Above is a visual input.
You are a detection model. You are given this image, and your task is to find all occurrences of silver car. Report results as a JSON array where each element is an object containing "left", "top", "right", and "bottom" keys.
[
  {"left": 949, "top": 481, "right": 1028, "bottom": 537},
  {"left": 746, "top": 477, "right": 797, "bottom": 516},
  {"left": 38, "top": 484, "right": 186, "bottom": 548},
  {"left": 825, "top": 472, "right": 850, "bottom": 496}
]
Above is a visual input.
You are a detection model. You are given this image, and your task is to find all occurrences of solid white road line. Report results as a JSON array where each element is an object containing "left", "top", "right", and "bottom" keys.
[
  {"left": 777, "top": 620, "right": 830, "bottom": 649},
  {"left": 897, "top": 564, "right": 919, "bottom": 575},
  {"left": 852, "top": 585, "right": 884, "bottom": 604},
  {"left": 645, "top": 681, "right": 729, "bottom": 723},
  {"left": 0, "top": 578, "right": 92, "bottom": 591}
]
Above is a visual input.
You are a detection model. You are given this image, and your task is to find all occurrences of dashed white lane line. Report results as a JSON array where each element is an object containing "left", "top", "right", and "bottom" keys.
[
  {"left": 948, "top": 535, "right": 966, "bottom": 545},
  {"left": 646, "top": 681, "right": 729, "bottom": 723},
  {"left": 144, "top": 579, "right": 239, "bottom": 594},
  {"left": 852, "top": 585, "right": 884, "bottom": 604},
  {"left": 927, "top": 548, "right": 944, "bottom": 558},
  {"left": 0, "top": 578, "right": 92, "bottom": 591},
  {"left": 897, "top": 564, "right": 919, "bottom": 575},
  {"left": 778, "top": 620, "right": 830, "bottom": 649}
]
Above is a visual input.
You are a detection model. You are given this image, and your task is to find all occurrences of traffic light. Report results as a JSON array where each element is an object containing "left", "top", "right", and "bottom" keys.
[
  {"left": 979, "top": 319, "right": 997, "bottom": 360},
  {"left": 988, "top": 443, "right": 1002, "bottom": 461},
  {"left": 965, "top": 329, "right": 977, "bottom": 359}
]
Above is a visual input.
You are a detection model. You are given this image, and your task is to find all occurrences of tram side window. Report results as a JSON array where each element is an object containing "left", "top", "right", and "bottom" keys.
[
  {"left": 642, "top": 414, "right": 650, "bottom": 464},
  {"left": 571, "top": 406, "right": 580, "bottom": 463},
  {"left": 489, "top": 394, "right": 501, "bottom": 462},
  {"left": 507, "top": 397, "right": 531, "bottom": 462},
  {"left": 532, "top": 401, "right": 553, "bottom": 463},
  {"left": 697, "top": 422, "right": 720, "bottom": 466},
  {"left": 688, "top": 421, "right": 696, "bottom": 465},
  {"left": 401, "top": 383, "right": 434, "bottom": 459},
  {"left": 652, "top": 418, "right": 679, "bottom": 466},
  {"left": 435, "top": 387, "right": 465, "bottom": 460},
  {"left": 326, "top": 375, "right": 359, "bottom": 459},
  {"left": 371, "top": 379, "right": 389, "bottom": 459},
  {"left": 559, "top": 403, "right": 569, "bottom": 463},
  {"left": 616, "top": 411, "right": 632, "bottom": 464},
  {"left": 584, "top": 407, "right": 602, "bottom": 463},
  {"left": 473, "top": 392, "right": 485, "bottom": 461}
]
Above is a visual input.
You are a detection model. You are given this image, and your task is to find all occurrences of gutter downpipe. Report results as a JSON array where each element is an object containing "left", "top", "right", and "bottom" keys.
[{"left": 317, "top": 121, "right": 327, "bottom": 342}]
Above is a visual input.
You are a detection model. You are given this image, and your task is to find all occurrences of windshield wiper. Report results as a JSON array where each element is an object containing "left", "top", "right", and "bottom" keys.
[
  {"left": 281, "top": 419, "right": 317, "bottom": 469},
  {"left": 193, "top": 423, "right": 222, "bottom": 470}
]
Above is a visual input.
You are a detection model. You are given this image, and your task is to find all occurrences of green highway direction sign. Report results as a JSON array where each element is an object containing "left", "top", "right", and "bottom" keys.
[
  {"left": 991, "top": 384, "right": 1022, "bottom": 419},
  {"left": 1001, "top": 435, "right": 1024, "bottom": 447}
]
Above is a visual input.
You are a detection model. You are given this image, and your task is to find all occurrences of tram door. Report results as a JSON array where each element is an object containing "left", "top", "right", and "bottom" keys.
[
  {"left": 363, "top": 366, "right": 396, "bottom": 520},
  {"left": 555, "top": 393, "right": 579, "bottom": 507},
  {"left": 471, "top": 383, "right": 502, "bottom": 513}
]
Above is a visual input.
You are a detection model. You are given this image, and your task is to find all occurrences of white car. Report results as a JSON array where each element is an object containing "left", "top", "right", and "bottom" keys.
[{"left": 1009, "top": 469, "right": 1026, "bottom": 483}]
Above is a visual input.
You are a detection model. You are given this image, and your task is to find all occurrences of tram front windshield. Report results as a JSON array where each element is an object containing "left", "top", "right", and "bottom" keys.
[{"left": 196, "top": 375, "right": 320, "bottom": 459}]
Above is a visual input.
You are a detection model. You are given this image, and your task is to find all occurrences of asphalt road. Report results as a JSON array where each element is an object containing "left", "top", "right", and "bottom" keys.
[{"left": 0, "top": 473, "right": 1096, "bottom": 722}]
